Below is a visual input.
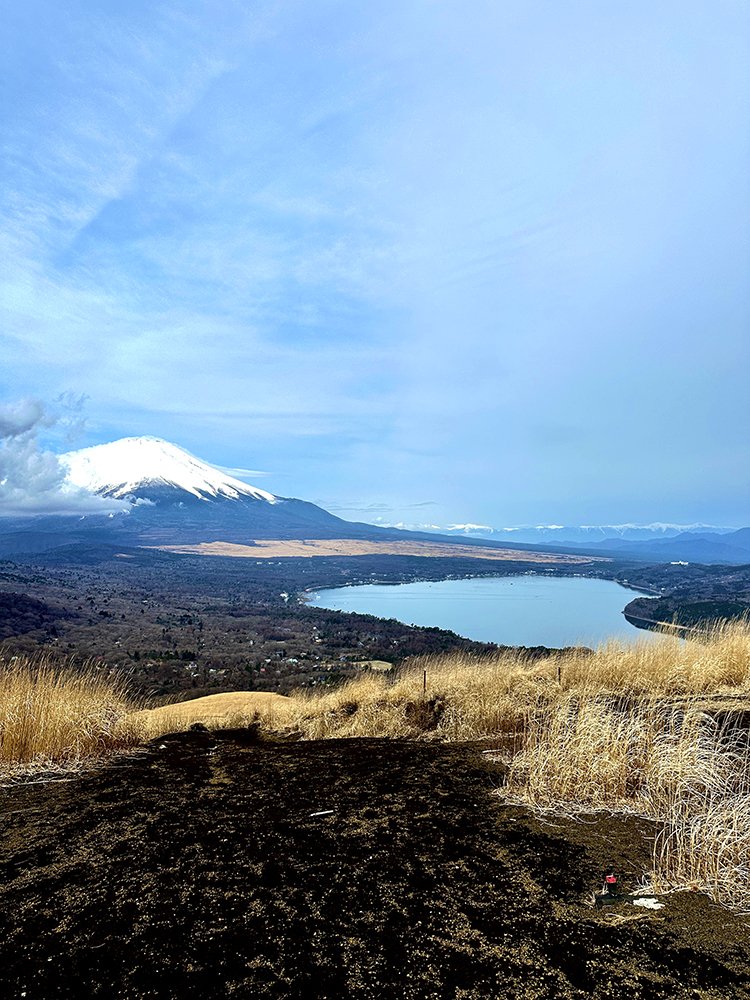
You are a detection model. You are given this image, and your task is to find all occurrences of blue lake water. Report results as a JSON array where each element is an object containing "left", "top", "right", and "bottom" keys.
[{"left": 309, "top": 575, "right": 658, "bottom": 648}]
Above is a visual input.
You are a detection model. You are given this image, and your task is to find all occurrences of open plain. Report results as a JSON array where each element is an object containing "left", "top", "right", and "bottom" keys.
[{"left": 152, "top": 538, "right": 602, "bottom": 562}]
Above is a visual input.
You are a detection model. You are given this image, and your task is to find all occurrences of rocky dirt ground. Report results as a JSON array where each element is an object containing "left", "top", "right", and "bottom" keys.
[{"left": 1, "top": 733, "right": 749, "bottom": 999}]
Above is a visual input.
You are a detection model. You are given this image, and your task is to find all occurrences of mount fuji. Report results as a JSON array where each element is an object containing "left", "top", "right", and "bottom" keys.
[
  {"left": 60, "top": 436, "right": 379, "bottom": 542},
  {"left": 62, "top": 437, "right": 281, "bottom": 506},
  {"left": 0, "top": 437, "right": 389, "bottom": 556}
]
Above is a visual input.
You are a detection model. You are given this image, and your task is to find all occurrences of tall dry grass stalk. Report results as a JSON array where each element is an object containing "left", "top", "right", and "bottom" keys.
[
  {"left": 648, "top": 726, "right": 750, "bottom": 911},
  {"left": 558, "top": 616, "right": 750, "bottom": 695},
  {"left": 0, "top": 655, "right": 140, "bottom": 776},
  {"left": 289, "top": 619, "right": 750, "bottom": 742}
]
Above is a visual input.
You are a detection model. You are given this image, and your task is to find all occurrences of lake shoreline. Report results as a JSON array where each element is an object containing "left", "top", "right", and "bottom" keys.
[{"left": 307, "top": 573, "right": 660, "bottom": 648}]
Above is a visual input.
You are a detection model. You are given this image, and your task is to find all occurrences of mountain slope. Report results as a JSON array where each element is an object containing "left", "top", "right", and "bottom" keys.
[
  {"left": 3, "top": 436, "right": 744, "bottom": 564},
  {"left": 395, "top": 521, "right": 749, "bottom": 564},
  {"left": 0, "top": 437, "right": 573, "bottom": 556}
]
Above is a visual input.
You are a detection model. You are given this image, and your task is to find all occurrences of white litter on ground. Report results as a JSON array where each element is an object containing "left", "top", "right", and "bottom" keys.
[{"left": 632, "top": 897, "right": 665, "bottom": 910}]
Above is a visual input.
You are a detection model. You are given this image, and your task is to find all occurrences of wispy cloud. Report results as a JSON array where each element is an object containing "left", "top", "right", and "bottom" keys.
[
  {"left": 322, "top": 500, "right": 438, "bottom": 515},
  {"left": 217, "top": 465, "right": 273, "bottom": 480}
]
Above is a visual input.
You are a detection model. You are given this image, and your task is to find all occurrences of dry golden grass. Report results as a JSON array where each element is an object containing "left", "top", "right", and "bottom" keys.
[
  {"left": 287, "top": 618, "right": 750, "bottom": 742},
  {"left": 645, "top": 721, "right": 750, "bottom": 911},
  {"left": 288, "top": 651, "right": 552, "bottom": 740},
  {"left": 132, "top": 691, "right": 295, "bottom": 740},
  {"left": 0, "top": 655, "right": 140, "bottom": 776},
  {"left": 556, "top": 618, "right": 750, "bottom": 695}
]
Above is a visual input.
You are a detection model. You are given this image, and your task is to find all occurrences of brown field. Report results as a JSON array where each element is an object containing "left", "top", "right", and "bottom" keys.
[{"left": 152, "top": 537, "right": 602, "bottom": 563}]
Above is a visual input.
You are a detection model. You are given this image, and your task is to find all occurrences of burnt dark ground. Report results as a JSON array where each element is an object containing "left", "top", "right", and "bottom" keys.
[{"left": 1, "top": 734, "right": 749, "bottom": 1000}]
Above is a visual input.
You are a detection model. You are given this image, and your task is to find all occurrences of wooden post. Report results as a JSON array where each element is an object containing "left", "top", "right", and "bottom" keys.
[{"left": 423, "top": 669, "right": 427, "bottom": 696}]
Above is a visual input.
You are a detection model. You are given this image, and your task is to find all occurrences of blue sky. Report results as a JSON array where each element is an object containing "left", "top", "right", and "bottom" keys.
[{"left": 2, "top": 0, "right": 749, "bottom": 526}]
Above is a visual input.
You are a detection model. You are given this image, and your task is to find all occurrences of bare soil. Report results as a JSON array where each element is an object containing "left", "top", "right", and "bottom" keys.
[{"left": 1, "top": 733, "right": 748, "bottom": 999}]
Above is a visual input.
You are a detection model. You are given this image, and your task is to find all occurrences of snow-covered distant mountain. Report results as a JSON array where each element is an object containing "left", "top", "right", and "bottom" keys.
[
  {"left": 386, "top": 522, "right": 736, "bottom": 546},
  {"left": 377, "top": 520, "right": 749, "bottom": 564},
  {"left": 62, "top": 437, "right": 278, "bottom": 504}
]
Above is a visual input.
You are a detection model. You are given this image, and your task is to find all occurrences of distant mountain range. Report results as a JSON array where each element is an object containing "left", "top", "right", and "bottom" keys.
[
  {"left": 392, "top": 521, "right": 736, "bottom": 545},
  {"left": 588, "top": 527, "right": 750, "bottom": 565},
  {"left": 0, "top": 436, "right": 747, "bottom": 565},
  {"left": 389, "top": 522, "right": 750, "bottom": 565}
]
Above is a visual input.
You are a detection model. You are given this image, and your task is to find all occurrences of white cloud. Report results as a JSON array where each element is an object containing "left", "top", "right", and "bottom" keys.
[
  {"left": 0, "top": 399, "right": 48, "bottom": 438},
  {"left": 0, "top": 400, "right": 127, "bottom": 517}
]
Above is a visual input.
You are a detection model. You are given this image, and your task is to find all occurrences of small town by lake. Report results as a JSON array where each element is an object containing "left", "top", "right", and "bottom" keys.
[{"left": 309, "top": 574, "right": 658, "bottom": 648}]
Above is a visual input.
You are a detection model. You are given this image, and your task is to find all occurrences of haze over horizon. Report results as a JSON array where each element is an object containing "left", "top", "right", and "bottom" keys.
[{"left": 2, "top": 2, "right": 748, "bottom": 527}]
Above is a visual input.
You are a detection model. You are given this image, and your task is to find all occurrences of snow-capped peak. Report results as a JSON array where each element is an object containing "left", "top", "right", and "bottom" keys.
[{"left": 61, "top": 437, "right": 278, "bottom": 504}]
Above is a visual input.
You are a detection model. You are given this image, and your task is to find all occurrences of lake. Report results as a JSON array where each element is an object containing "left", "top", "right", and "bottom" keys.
[{"left": 308, "top": 574, "right": 658, "bottom": 648}]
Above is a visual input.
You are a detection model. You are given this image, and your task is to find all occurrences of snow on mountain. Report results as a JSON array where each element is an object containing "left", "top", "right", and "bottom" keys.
[
  {"left": 376, "top": 521, "right": 735, "bottom": 544},
  {"left": 62, "top": 437, "right": 278, "bottom": 504},
  {"left": 476, "top": 523, "right": 736, "bottom": 543}
]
